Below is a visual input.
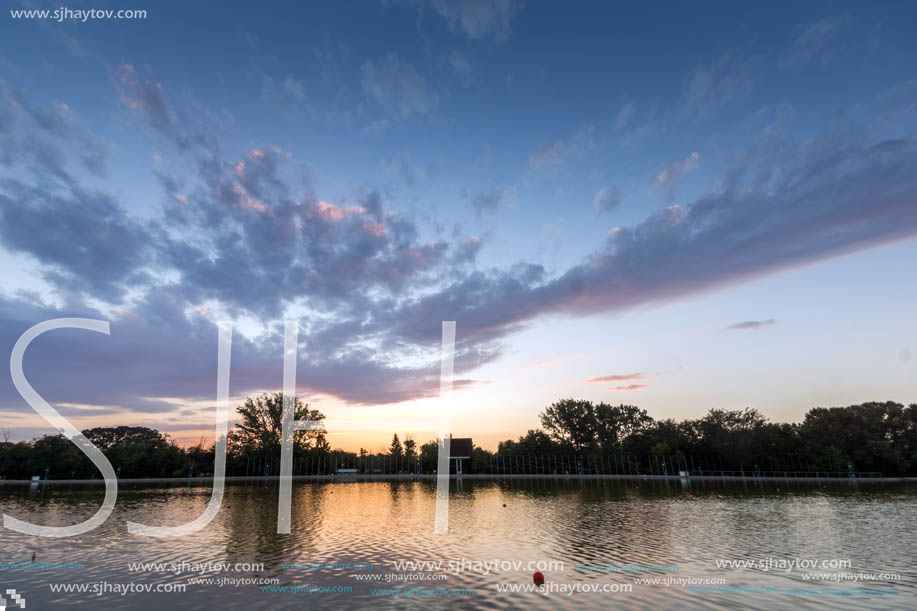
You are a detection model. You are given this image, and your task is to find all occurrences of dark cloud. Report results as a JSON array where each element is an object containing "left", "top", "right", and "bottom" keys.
[
  {"left": 594, "top": 186, "right": 624, "bottom": 215},
  {"left": 3, "top": 73, "right": 917, "bottom": 418},
  {"left": 31, "top": 102, "right": 73, "bottom": 136},
  {"left": 80, "top": 135, "right": 111, "bottom": 177},
  {"left": 463, "top": 186, "right": 515, "bottom": 215},
  {"left": 382, "top": 154, "right": 426, "bottom": 187},
  {"left": 727, "top": 319, "right": 776, "bottom": 331},
  {"left": 114, "top": 63, "right": 177, "bottom": 136},
  {"left": 608, "top": 383, "right": 647, "bottom": 391},
  {"left": 0, "top": 180, "right": 153, "bottom": 301},
  {"left": 369, "top": 134, "right": 917, "bottom": 347},
  {"left": 19, "top": 136, "right": 72, "bottom": 184},
  {"left": 157, "top": 145, "right": 455, "bottom": 317},
  {"left": 0, "top": 287, "right": 497, "bottom": 413},
  {"left": 451, "top": 236, "right": 483, "bottom": 266},
  {"left": 1, "top": 79, "right": 110, "bottom": 177}
]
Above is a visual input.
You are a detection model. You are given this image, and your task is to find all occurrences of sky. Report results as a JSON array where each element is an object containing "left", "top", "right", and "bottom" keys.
[{"left": 0, "top": 0, "right": 916, "bottom": 451}]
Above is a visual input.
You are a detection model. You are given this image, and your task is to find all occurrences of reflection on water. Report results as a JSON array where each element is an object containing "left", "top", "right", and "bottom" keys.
[{"left": 0, "top": 479, "right": 914, "bottom": 609}]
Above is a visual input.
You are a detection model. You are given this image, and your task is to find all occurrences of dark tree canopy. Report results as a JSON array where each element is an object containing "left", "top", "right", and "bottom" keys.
[
  {"left": 2, "top": 398, "right": 916, "bottom": 479},
  {"left": 229, "top": 392, "right": 328, "bottom": 456},
  {"left": 390, "top": 433, "right": 403, "bottom": 457},
  {"left": 540, "top": 399, "right": 653, "bottom": 450},
  {"left": 403, "top": 436, "right": 417, "bottom": 460},
  {"left": 83, "top": 426, "right": 169, "bottom": 450}
]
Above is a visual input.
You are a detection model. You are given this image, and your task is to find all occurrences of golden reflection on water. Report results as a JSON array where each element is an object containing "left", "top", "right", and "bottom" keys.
[{"left": 0, "top": 479, "right": 914, "bottom": 610}]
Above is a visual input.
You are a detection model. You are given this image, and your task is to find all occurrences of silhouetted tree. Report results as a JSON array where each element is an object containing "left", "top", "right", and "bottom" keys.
[
  {"left": 403, "top": 435, "right": 416, "bottom": 460},
  {"left": 230, "top": 392, "right": 327, "bottom": 456},
  {"left": 540, "top": 399, "right": 599, "bottom": 449},
  {"left": 389, "top": 433, "right": 403, "bottom": 457}
]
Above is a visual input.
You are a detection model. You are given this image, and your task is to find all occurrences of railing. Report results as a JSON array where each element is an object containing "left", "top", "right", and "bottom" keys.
[{"left": 224, "top": 452, "right": 883, "bottom": 479}]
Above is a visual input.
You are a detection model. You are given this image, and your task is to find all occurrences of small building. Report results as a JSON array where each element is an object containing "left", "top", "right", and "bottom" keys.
[{"left": 450, "top": 438, "right": 473, "bottom": 475}]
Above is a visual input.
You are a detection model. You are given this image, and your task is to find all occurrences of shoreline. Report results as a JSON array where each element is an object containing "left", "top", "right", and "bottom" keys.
[{"left": 3, "top": 474, "right": 917, "bottom": 485}]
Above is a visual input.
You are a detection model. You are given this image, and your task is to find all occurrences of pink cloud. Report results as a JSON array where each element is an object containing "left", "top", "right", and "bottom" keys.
[
  {"left": 316, "top": 201, "right": 364, "bottom": 221},
  {"left": 657, "top": 151, "right": 700, "bottom": 184},
  {"left": 363, "top": 221, "right": 386, "bottom": 236},
  {"left": 231, "top": 185, "right": 266, "bottom": 212},
  {"left": 587, "top": 372, "right": 644, "bottom": 383},
  {"left": 529, "top": 141, "right": 564, "bottom": 169},
  {"left": 113, "top": 63, "right": 176, "bottom": 133},
  {"left": 607, "top": 383, "right": 648, "bottom": 391}
]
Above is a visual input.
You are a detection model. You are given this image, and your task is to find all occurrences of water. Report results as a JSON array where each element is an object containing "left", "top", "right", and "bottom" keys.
[{"left": 0, "top": 479, "right": 914, "bottom": 609}]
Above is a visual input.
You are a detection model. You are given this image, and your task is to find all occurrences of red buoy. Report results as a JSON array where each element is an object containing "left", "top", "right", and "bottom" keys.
[{"left": 533, "top": 571, "right": 545, "bottom": 585}]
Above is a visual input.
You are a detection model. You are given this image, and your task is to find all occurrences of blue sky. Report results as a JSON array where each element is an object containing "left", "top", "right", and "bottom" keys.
[{"left": 1, "top": 0, "right": 916, "bottom": 450}]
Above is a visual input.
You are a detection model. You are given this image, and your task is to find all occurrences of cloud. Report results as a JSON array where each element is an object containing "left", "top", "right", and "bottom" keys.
[
  {"left": 80, "top": 135, "right": 112, "bottom": 177},
  {"left": 778, "top": 17, "right": 843, "bottom": 71},
  {"left": 431, "top": 0, "right": 519, "bottom": 42},
  {"left": 615, "top": 102, "right": 635, "bottom": 130},
  {"left": 462, "top": 186, "right": 516, "bottom": 215},
  {"left": 529, "top": 124, "right": 594, "bottom": 171},
  {"left": 114, "top": 63, "right": 177, "bottom": 135},
  {"left": 362, "top": 54, "right": 437, "bottom": 117},
  {"left": 160, "top": 145, "right": 464, "bottom": 317},
  {"left": 3, "top": 74, "right": 917, "bottom": 420},
  {"left": 0, "top": 80, "right": 111, "bottom": 176},
  {"left": 0, "top": 180, "right": 153, "bottom": 302},
  {"left": 529, "top": 141, "right": 563, "bottom": 170},
  {"left": 374, "top": 133, "right": 917, "bottom": 348},
  {"left": 727, "top": 319, "right": 776, "bottom": 331},
  {"left": 283, "top": 75, "right": 304, "bottom": 100},
  {"left": 0, "top": 77, "right": 498, "bottom": 411},
  {"left": 608, "top": 384, "right": 647, "bottom": 391},
  {"left": 451, "top": 235, "right": 484, "bottom": 266},
  {"left": 657, "top": 151, "right": 699, "bottom": 183},
  {"left": 655, "top": 151, "right": 699, "bottom": 198},
  {"left": 382, "top": 153, "right": 426, "bottom": 186},
  {"left": 682, "top": 53, "right": 756, "bottom": 118},
  {"left": 587, "top": 373, "right": 643, "bottom": 383},
  {"left": 261, "top": 74, "right": 308, "bottom": 113},
  {"left": 31, "top": 101, "right": 73, "bottom": 135},
  {"left": 443, "top": 51, "right": 474, "bottom": 86},
  {"left": 0, "top": 286, "right": 498, "bottom": 412},
  {"left": 362, "top": 118, "right": 390, "bottom": 135},
  {"left": 594, "top": 186, "right": 624, "bottom": 215}
]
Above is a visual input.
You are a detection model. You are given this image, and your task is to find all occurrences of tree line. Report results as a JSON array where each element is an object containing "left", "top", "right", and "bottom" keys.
[{"left": 1, "top": 393, "right": 915, "bottom": 479}]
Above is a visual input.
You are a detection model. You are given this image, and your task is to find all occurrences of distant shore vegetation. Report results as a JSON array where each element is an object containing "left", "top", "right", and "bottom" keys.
[{"left": 1, "top": 393, "right": 916, "bottom": 479}]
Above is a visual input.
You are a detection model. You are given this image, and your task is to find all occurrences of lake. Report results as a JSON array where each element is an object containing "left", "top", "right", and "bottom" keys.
[{"left": 0, "top": 478, "right": 914, "bottom": 609}]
